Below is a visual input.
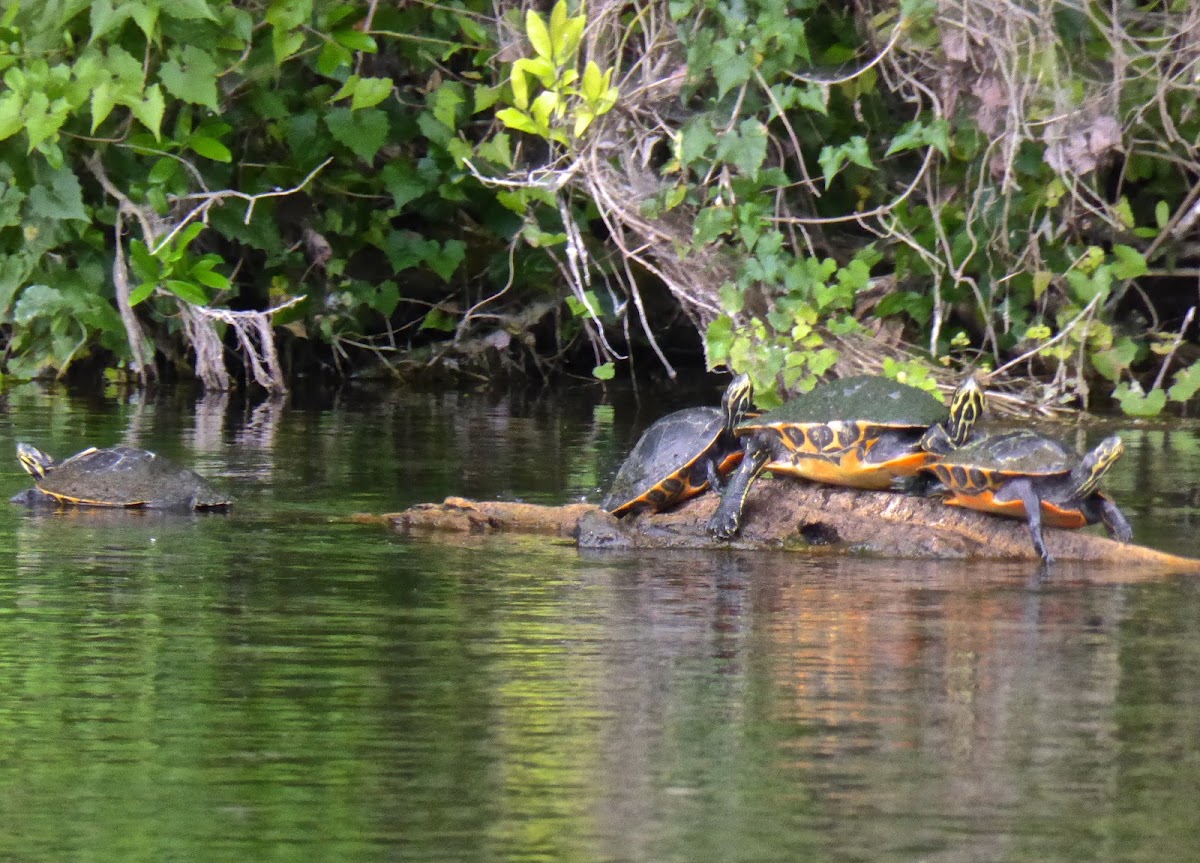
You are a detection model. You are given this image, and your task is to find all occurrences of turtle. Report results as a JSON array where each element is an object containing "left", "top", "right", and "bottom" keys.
[
  {"left": 708, "top": 374, "right": 984, "bottom": 539},
  {"left": 920, "top": 428, "right": 1131, "bottom": 563},
  {"left": 602, "top": 373, "right": 753, "bottom": 517},
  {"left": 11, "top": 442, "right": 232, "bottom": 510}
]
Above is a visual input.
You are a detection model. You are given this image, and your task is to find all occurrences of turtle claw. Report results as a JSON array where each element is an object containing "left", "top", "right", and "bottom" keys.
[{"left": 707, "top": 511, "right": 740, "bottom": 540}]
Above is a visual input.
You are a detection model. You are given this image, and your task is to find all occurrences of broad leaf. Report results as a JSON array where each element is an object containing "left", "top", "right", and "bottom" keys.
[
  {"left": 189, "top": 135, "right": 232, "bottom": 162},
  {"left": 324, "top": 107, "right": 390, "bottom": 162},
  {"left": 27, "top": 165, "right": 87, "bottom": 222},
  {"left": 159, "top": 45, "right": 220, "bottom": 111},
  {"left": 352, "top": 76, "right": 393, "bottom": 111},
  {"left": 525, "top": 9, "right": 552, "bottom": 61}
]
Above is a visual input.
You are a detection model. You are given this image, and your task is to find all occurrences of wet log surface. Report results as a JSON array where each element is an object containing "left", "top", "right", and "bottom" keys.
[{"left": 363, "top": 478, "right": 1200, "bottom": 573}]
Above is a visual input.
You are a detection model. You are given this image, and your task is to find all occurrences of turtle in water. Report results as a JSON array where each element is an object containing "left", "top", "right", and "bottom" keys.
[
  {"left": 921, "top": 429, "right": 1131, "bottom": 563},
  {"left": 602, "top": 374, "right": 753, "bottom": 517},
  {"left": 11, "top": 442, "right": 231, "bottom": 510},
  {"left": 708, "top": 375, "right": 984, "bottom": 539}
]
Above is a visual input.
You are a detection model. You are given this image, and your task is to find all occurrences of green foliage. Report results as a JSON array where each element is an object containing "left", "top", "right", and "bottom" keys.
[
  {"left": 1, "top": 0, "right": 1199, "bottom": 412},
  {"left": 648, "top": 0, "right": 1200, "bottom": 414},
  {"left": 0, "top": 0, "right": 503, "bottom": 381},
  {"left": 496, "top": 0, "right": 619, "bottom": 142}
]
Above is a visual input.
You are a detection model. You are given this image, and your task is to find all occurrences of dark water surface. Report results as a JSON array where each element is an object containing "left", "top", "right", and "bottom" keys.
[{"left": 1, "top": 383, "right": 1199, "bottom": 863}]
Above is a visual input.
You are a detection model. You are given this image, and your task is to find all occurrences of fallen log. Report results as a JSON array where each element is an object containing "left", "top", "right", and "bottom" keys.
[{"left": 360, "top": 478, "right": 1200, "bottom": 573}]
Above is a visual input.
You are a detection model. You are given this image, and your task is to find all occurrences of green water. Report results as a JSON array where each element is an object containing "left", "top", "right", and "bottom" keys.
[{"left": 0, "top": 383, "right": 1198, "bottom": 862}]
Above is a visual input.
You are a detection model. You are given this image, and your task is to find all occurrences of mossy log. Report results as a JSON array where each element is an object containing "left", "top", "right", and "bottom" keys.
[{"left": 363, "top": 478, "right": 1200, "bottom": 573}]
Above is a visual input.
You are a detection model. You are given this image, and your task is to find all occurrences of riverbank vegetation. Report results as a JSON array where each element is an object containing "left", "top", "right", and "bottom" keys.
[{"left": 2, "top": 0, "right": 1199, "bottom": 415}]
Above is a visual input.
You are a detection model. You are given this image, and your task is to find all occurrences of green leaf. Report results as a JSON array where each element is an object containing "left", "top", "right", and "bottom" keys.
[
  {"left": 1155, "top": 199, "right": 1170, "bottom": 230},
  {"left": 1091, "top": 337, "right": 1138, "bottom": 382},
  {"left": 159, "top": 45, "right": 220, "bottom": 111},
  {"left": 718, "top": 119, "right": 768, "bottom": 179},
  {"left": 0, "top": 92, "right": 22, "bottom": 141},
  {"left": 332, "top": 29, "right": 377, "bottom": 53},
  {"left": 592, "top": 362, "right": 616, "bottom": 381},
  {"left": 549, "top": 0, "right": 568, "bottom": 55},
  {"left": 163, "top": 279, "right": 212, "bottom": 305},
  {"left": 430, "top": 82, "right": 465, "bottom": 129},
  {"left": 23, "top": 92, "right": 67, "bottom": 152},
  {"left": 427, "top": 239, "right": 465, "bottom": 282},
  {"left": 380, "top": 161, "right": 431, "bottom": 210},
  {"left": 89, "top": 81, "right": 117, "bottom": 132},
  {"left": 886, "top": 120, "right": 925, "bottom": 156},
  {"left": 496, "top": 107, "right": 538, "bottom": 136},
  {"left": 128, "top": 281, "right": 156, "bottom": 306},
  {"left": 712, "top": 41, "right": 753, "bottom": 99},
  {"left": 558, "top": 16, "right": 585, "bottom": 64},
  {"left": 694, "top": 206, "right": 733, "bottom": 245},
  {"left": 844, "top": 135, "right": 875, "bottom": 170},
  {"left": 526, "top": 9, "right": 552, "bottom": 61},
  {"left": 189, "top": 135, "right": 232, "bottom": 162},
  {"left": 818, "top": 144, "right": 846, "bottom": 187},
  {"left": 706, "top": 315, "right": 735, "bottom": 364},
  {"left": 130, "top": 83, "right": 166, "bottom": 138},
  {"left": 795, "top": 82, "right": 828, "bottom": 115},
  {"left": 164, "top": 0, "right": 219, "bottom": 20},
  {"left": 324, "top": 107, "right": 389, "bottom": 162},
  {"left": 272, "top": 27, "right": 306, "bottom": 63},
  {"left": 27, "top": 164, "right": 87, "bottom": 222},
  {"left": 1112, "top": 197, "right": 1135, "bottom": 229},
  {"left": 381, "top": 231, "right": 435, "bottom": 272},
  {"left": 1066, "top": 267, "right": 1110, "bottom": 303},
  {"left": 475, "top": 133, "right": 513, "bottom": 170},
  {"left": 90, "top": 0, "right": 132, "bottom": 40},
  {"left": 474, "top": 84, "right": 502, "bottom": 114},
  {"left": 1168, "top": 360, "right": 1200, "bottom": 402},
  {"left": 317, "top": 40, "right": 354, "bottom": 76},
  {"left": 13, "top": 284, "right": 66, "bottom": 325},
  {"left": 129, "top": 2, "right": 159, "bottom": 40},
  {"left": 1111, "top": 244, "right": 1148, "bottom": 280},
  {"left": 190, "top": 264, "right": 230, "bottom": 291},
  {"left": 352, "top": 76, "right": 393, "bottom": 111},
  {"left": 420, "top": 307, "right": 458, "bottom": 331},
  {"left": 679, "top": 118, "right": 716, "bottom": 165},
  {"left": 148, "top": 157, "right": 178, "bottom": 185},
  {"left": 1113, "top": 384, "right": 1166, "bottom": 417}
]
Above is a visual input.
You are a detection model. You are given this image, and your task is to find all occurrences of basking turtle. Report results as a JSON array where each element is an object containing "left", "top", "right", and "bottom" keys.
[
  {"left": 921, "top": 429, "right": 1130, "bottom": 563},
  {"left": 708, "top": 375, "right": 984, "bottom": 539},
  {"left": 603, "top": 374, "right": 753, "bottom": 517},
  {"left": 11, "top": 442, "right": 231, "bottom": 510}
]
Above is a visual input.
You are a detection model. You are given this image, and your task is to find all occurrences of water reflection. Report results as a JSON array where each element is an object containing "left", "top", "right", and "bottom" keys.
[{"left": 0, "top": 386, "right": 1196, "bottom": 862}]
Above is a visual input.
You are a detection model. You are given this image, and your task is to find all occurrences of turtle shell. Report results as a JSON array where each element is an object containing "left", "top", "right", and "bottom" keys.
[
  {"left": 932, "top": 429, "right": 1074, "bottom": 485},
  {"left": 923, "top": 430, "right": 1117, "bottom": 531},
  {"left": 602, "top": 407, "right": 733, "bottom": 516},
  {"left": 25, "top": 445, "right": 231, "bottom": 509},
  {"left": 739, "top": 375, "right": 949, "bottom": 433}
]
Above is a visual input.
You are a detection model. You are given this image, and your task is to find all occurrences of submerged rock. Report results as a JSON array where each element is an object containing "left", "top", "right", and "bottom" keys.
[{"left": 366, "top": 480, "right": 1200, "bottom": 572}]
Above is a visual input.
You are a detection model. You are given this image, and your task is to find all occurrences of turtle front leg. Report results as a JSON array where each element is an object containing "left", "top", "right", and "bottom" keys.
[
  {"left": 1013, "top": 478, "right": 1052, "bottom": 563},
  {"left": 707, "top": 444, "right": 769, "bottom": 540},
  {"left": 1095, "top": 494, "right": 1133, "bottom": 543}
]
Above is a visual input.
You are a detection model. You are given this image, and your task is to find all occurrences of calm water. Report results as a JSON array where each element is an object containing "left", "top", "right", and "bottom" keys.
[{"left": 0, "top": 382, "right": 1199, "bottom": 863}]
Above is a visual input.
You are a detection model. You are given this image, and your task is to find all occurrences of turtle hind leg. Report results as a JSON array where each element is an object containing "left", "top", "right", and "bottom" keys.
[{"left": 704, "top": 456, "right": 725, "bottom": 494}]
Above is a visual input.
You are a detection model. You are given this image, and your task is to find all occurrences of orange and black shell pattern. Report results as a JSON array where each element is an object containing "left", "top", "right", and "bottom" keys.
[
  {"left": 733, "top": 376, "right": 955, "bottom": 489},
  {"left": 603, "top": 406, "right": 738, "bottom": 517},
  {"left": 743, "top": 419, "right": 937, "bottom": 489},
  {"left": 923, "top": 430, "right": 1092, "bottom": 526}
]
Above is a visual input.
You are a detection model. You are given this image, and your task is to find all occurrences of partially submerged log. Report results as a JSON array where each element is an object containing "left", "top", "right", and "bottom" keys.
[{"left": 363, "top": 479, "right": 1200, "bottom": 573}]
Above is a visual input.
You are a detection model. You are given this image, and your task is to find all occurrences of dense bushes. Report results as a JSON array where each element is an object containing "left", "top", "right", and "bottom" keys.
[{"left": 3, "top": 1, "right": 1200, "bottom": 414}]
